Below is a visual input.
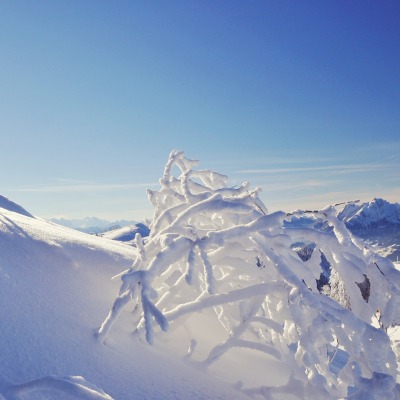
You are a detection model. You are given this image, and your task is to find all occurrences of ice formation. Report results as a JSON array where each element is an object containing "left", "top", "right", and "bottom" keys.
[{"left": 99, "top": 150, "right": 400, "bottom": 399}]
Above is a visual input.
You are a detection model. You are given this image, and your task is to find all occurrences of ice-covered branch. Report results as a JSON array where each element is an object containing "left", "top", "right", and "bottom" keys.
[{"left": 98, "top": 150, "right": 400, "bottom": 399}]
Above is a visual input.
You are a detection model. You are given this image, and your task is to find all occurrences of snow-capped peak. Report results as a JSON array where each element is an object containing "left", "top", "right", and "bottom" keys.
[{"left": 338, "top": 197, "right": 400, "bottom": 230}]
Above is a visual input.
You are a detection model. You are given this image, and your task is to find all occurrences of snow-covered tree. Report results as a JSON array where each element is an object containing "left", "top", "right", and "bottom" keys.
[{"left": 98, "top": 150, "right": 400, "bottom": 399}]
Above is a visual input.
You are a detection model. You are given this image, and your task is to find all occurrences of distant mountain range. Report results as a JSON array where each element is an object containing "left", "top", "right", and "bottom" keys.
[
  {"left": 1, "top": 194, "right": 398, "bottom": 260},
  {"left": 338, "top": 198, "right": 400, "bottom": 261},
  {"left": 100, "top": 223, "right": 150, "bottom": 244},
  {"left": 49, "top": 216, "right": 139, "bottom": 235},
  {"left": 338, "top": 198, "right": 400, "bottom": 230}
]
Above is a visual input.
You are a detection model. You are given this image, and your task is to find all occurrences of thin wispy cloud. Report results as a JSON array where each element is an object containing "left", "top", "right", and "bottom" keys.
[
  {"left": 385, "top": 176, "right": 400, "bottom": 183},
  {"left": 385, "top": 154, "right": 400, "bottom": 161},
  {"left": 236, "top": 163, "right": 392, "bottom": 175},
  {"left": 250, "top": 156, "right": 341, "bottom": 165},
  {"left": 15, "top": 182, "right": 159, "bottom": 193},
  {"left": 54, "top": 178, "right": 94, "bottom": 184},
  {"left": 207, "top": 154, "right": 345, "bottom": 170},
  {"left": 356, "top": 140, "right": 400, "bottom": 154},
  {"left": 259, "top": 179, "right": 332, "bottom": 192}
]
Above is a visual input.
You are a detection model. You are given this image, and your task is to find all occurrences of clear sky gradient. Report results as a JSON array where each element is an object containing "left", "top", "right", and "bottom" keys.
[{"left": 1, "top": 1, "right": 399, "bottom": 221}]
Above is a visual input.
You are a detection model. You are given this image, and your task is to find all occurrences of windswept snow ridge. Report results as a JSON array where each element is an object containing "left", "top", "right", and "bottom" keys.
[
  {"left": 0, "top": 195, "right": 33, "bottom": 218},
  {"left": 99, "top": 150, "right": 400, "bottom": 399}
]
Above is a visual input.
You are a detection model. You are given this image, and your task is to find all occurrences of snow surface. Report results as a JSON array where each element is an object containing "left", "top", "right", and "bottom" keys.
[{"left": 0, "top": 206, "right": 247, "bottom": 399}]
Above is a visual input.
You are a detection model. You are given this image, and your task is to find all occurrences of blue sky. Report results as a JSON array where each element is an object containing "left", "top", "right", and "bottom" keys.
[{"left": 1, "top": 0, "right": 399, "bottom": 221}]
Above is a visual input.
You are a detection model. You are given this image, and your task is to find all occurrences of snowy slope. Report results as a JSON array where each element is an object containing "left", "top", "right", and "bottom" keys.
[
  {"left": 0, "top": 195, "right": 33, "bottom": 218},
  {"left": 0, "top": 205, "right": 247, "bottom": 399}
]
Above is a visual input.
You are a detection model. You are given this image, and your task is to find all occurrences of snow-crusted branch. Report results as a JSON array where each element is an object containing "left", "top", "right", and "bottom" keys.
[{"left": 98, "top": 150, "right": 400, "bottom": 399}]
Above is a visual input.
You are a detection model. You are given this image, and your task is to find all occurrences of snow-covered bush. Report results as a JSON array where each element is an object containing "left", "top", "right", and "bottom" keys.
[{"left": 98, "top": 150, "right": 400, "bottom": 399}]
